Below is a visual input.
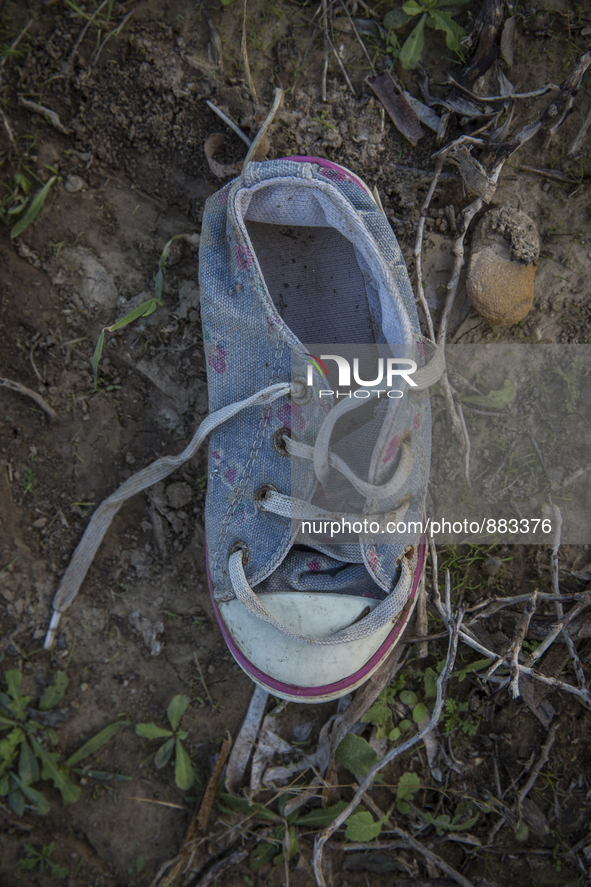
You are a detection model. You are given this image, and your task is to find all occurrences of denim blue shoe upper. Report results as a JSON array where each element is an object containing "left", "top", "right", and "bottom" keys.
[{"left": 199, "top": 159, "right": 432, "bottom": 603}]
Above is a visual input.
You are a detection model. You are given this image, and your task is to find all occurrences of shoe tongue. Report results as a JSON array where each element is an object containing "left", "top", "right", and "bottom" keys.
[{"left": 255, "top": 544, "right": 387, "bottom": 600}]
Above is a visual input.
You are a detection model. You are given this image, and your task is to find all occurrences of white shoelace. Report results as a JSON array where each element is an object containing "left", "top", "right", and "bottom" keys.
[{"left": 44, "top": 349, "right": 443, "bottom": 649}]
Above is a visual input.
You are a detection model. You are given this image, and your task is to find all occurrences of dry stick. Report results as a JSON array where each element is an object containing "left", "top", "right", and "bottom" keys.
[
  {"left": 241, "top": 0, "right": 259, "bottom": 108},
  {"left": 550, "top": 505, "right": 591, "bottom": 701},
  {"left": 485, "top": 590, "right": 538, "bottom": 698},
  {"left": 362, "top": 795, "right": 476, "bottom": 887},
  {"left": 444, "top": 77, "right": 559, "bottom": 103},
  {"left": 431, "top": 573, "right": 591, "bottom": 709},
  {"left": 326, "top": 31, "right": 355, "bottom": 95},
  {"left": 338, "top": 0, "right": 375, "bottom": 72},
  {"left": 205, "top": 100, "right": 252, "bottom": 147},
  {"left": 0, "top": 109, "right": 16, "bottom": 149},
  {"left": 321, "top": 0, "right": 328, "bottom": 102},
  {"left": 312, "top": 610, "right": 463, "bottom": 887},
  {"left": 196, "top": 1, "right": 222, "bottom": 70},
  {"left": 0, "top": 377, "right": 58, "bottom": 421},
  {"left": 0, "top": 18, "right": 33, "bottom": 69},
  {"left": 516, "top": 720, "right": 559, "bottom": 817},
  {"left": 416, "top": 567, "right": 429, "bottom": 659},
  {"left": 65, "top": 0, "right": 110, "bottom": 71},
  {"left": 91, "top": 9, "right": 135, "bottom": 70}
]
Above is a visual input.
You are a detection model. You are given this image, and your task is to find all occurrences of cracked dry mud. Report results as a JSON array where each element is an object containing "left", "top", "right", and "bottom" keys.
[{"left": 1, "top": 1, "right": 591, "bottom": 886}]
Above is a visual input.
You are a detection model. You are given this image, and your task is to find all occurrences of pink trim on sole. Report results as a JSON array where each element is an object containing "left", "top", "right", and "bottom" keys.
[
  {"left": 206, "top": 539, "right": 425, "bottom": 700},
  {"left": 283, "top": 156, "right": 370, "bottom": 194}
]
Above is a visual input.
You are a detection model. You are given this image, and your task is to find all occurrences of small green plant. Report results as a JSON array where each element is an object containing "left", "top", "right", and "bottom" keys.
[
  {"left": 91, "top": 234, "right": 188, "bottom": 387},
  {"left": 136, "top": 695, "right": 195, "bottom": 790},
  {"left": 443, "top": 697, "right": 480, "bottom": 735},
  {"left": 22, "top": 468, "right": 34, "bottom": 495},
  {"left": 384, "top": 0, "right": 470, "bottom": 70},
  {"left": 17, "top": 841, "right": 68, "bottom": 878},
  {"left": 0, "top": 172, "right": 57, "bottom": 239},
  {"left": 0, "top": 669, "right": 128, "bottom": 816}
]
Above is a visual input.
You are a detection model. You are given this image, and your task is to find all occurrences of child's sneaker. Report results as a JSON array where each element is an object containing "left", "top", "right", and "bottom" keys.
[
  {"left": 44, "top": 156, "right": 440, "bottom": 703},
  {"left": 199, "top": 157, "right": 439, "bottom": 702}
]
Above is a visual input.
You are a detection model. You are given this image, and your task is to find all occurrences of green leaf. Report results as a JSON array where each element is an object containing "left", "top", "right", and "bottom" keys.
[
  {"left": 423, "top": 667, "right": 438, "bottom": 699},
  {"left": 13, "top": 172, "right": 31, "bottom": 195},
  {"left": 336, "top": 733, "right": 379, "bottom": 777},
  {"left": 450, "top": 801, "right": 480, "bottom": 832},
  {"left": 399, "top": 690, "right": 418, "bottom": 706},
  {"left": 436, "top": 0, "right": 472, "bottom": 6},
  {"left": 0, "top": 712, "right": 17, "bottom": 729},
  {"left": 218, "top": 793, "right": 281, "bottom": 822},
  {"left": 345, "top": 809, "right": 387, "bottom": 842},
  {"left": 65, "top": 721, "right": 128, "bottom": 767},
  {"left": 91, "top": 328, "right": 105, "bottom": 385},
  {"left": 135, "top": 723, "right": 174, "bottom": 740},
  {"left": 402, "top": 0, "right": 424, "bottom": 14},
  {"left": 461, "top": 380, "right": 514, "bottom": 410},
  {"left": 18, "top": 739, "right": 39, "bottom": 786},
  {"left": 399, "top": 13, "right": 426, "bottom": 68},
  {"left": 167, "top": 694, "right": 189, "bottom": 731},
  {"left": 384, "top": 8, "right": 413, "bottom": 28},
  {"left": 107, "top": 298, "right": 159, "bottom": 333},
  {"left": 5, "top": 670, "right": 22, "bottom": 699},
  {"left": 413, "top": 702, "right": 428, "bottom": 724},
  {"left": 427, "top": 9, "right": 466, "bottom": 53},
  {"left": 396, "top": 771, "right": 421, "bottom": 813},
  {"left": 175, "top": 740, "right": 194, "bottom": 790},
  {"left": 8, "top": 788, "right": 24, "bottom": 816},
  {"left": 361, "top": 698, "right": 391, "bottom": 728},
  {"left": 11, "top": 774, "right": 50, "bottom": 815},
  {"left": 39, "top": 672, "right": 68, "bottom": 712},
  {"left": 514, "top": 820, "right": 529, "bottom": 841},
  {"left": 296, "top": 801, "right": 349, "bottom": 827},
  {"left": 30, "top": 739, "right": 80, "bottom": 803},
  {"left": 455, "top": 657, "right": 493, "bottom": 682},
  {"left": 10, "top": 176, "right": 57, "bottom": 239},
  {"left": 250, "top": 829, "right": 283, "bottom": 871},
  {"left": 154, "top": 267, "right": 164, "bottom": 301},
  {"left": 399, "top": 719, "right": 412, "bottom": 732},
  {"left": 388, "top": 727, "right": 401, "bottom": 741},
  {"left": 154, "top": 737, "right": 175, "bottom": 769}
]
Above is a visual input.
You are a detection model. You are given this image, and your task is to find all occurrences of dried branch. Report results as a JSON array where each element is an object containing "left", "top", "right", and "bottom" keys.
[
  {"left": 485, "top": 591, "right": 538, "bottom": 698},
  {"left": 312, "top": 610, "right": 462, "bottom": 886},
  {"left": 0, "top": 376, "right": 58, "bottom": 421}
]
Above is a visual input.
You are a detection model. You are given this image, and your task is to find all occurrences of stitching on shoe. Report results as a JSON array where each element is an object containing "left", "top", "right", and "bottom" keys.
[{"left": 212, "top": 337, "right": 292, "bottom": 595}]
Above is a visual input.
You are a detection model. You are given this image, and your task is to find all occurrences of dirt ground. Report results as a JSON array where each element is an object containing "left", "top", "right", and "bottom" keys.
[{"left": 0, "top": 0, "right": 590, "bottom": 885}]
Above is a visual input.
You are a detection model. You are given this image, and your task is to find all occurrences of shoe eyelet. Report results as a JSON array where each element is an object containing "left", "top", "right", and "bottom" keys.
[
  {"left": 254, "top": 484, "right": 277, "bottom": 507},
  {"left": 290, "top": 377, "right": 313, "bottom": 405},
  {"left": 273, "top": 427, "right": 291, "bottom": 456},
  {"left": 229, "top": 541, "right": 249, "bottom": 566}
]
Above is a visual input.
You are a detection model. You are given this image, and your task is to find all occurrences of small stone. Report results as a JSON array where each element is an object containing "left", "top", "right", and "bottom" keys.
[
  {"left": 32, "top": 517, "right": 48, "bottom": 528},
  {"left": 467, "top": 206, "right": 539, "bottom": 326},
  {"left": 165, "top": 481, "right": 193, "bottom": 509},
  {"left": 483, "top": 556, "right": 502, "bottom": 577},
  {"left": 64, "top": 174, "right": 85, "bottom": 193}
]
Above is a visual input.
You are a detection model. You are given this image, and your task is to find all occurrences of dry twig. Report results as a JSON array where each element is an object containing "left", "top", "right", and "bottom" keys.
[
  {"left": 312, "top": 610, "right": 462, "bottom": 886},
  {"left": 0, "top": 377, "right": 58, "bottom": 421}
]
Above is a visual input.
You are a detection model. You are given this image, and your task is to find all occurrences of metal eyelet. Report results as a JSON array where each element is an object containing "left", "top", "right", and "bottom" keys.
[
  {"left": 229, "top": 541, "right": 249, "bottom": 566},
  {"left": 254, "top": 484, "right": 277, "bottom": 507},
  {"left": 273, "top": 427, "right": 291, "bottom": 456},
  {"left": 290, "top": 377, "right": 313, "bottom": 405}
]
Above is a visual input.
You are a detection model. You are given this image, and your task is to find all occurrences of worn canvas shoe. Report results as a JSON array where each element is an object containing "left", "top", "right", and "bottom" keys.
[
  {"left": 198, "top": 157, "right": 439, "bottom": 703},
  {"left": 44, "top": 156, "right": 440, "bottom": 704}
]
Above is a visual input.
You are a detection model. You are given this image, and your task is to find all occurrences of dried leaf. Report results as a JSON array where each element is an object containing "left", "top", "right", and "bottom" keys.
[
  {"left": 366, "top": 72, "right": 424, "bottom": 146},
  {"left": 204, "top": 133, "right": 244, "bottom": 180},
  {"left": 500, "top": 16, "right": 516, "bottom": 67},
  {"left": 454, "top": 146, "right": 497, "bottom": 202},
  {"left": 225, "top": 684, "right": 268, "bottom": 795}
]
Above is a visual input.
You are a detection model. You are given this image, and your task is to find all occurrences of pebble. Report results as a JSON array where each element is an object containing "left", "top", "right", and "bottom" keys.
[
  {"left": 467, "top": 206, "right": 539, "bottom": 326},
  {"left": 64, "top": 174, "right": 85, "bottom": 193}
]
